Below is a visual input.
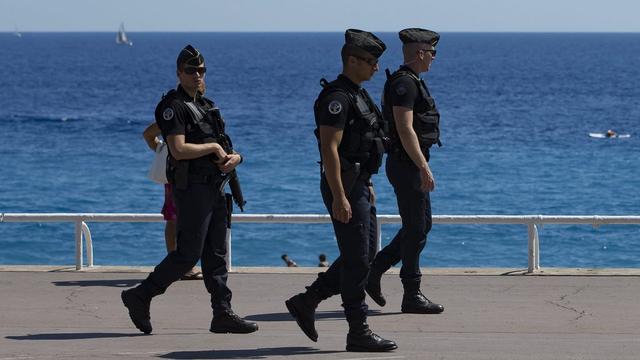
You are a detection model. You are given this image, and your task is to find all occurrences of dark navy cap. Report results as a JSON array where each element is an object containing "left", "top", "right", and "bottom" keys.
[
  {"left": 345, "top": 29, "right": 386, "bottom": 58},
  {"left": 399, "top": 28, "right": 440, "bottom": 46},
  {"left": 176, "top": 44, "right": 204, "bottom": 68}
]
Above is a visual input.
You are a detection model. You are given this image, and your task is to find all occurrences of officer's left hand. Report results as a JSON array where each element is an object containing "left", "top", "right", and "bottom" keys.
[
  {"left": 369, "top": 186, "right": 376, "bottom": 205},
  {"left": 217, "top": 153, "right": 242, "bottom": 173},
  {"left": 420, "top": 165, "right": 436, "bottom": 192},
  {"left": 332, "top": 196, "right": 352, "bottom": 223}
]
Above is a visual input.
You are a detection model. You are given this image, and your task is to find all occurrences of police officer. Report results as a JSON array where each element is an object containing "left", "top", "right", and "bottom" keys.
[
  {"left": 366, "top": 28, "right": 445, "bottom": 314},
  {"left": 285, "top": 29, "right": 397, "bottom": 352},
  {"left": 121, "top": 45, "right": 258, "bottom": 335}
]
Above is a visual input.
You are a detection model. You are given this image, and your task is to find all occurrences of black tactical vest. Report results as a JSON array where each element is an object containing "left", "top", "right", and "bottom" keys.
[
  {"left": 159, "top": 89, "right": 229, "bottom": 187},
  {"left": 314, "top": 77, "right": 387, "bottom": 175},
  {"left": 382, "top": 69, "right": 441, "bottom": 153}
]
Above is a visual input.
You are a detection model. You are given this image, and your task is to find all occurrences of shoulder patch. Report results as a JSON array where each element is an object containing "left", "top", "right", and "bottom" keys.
[
  {"left": 162, "top": 107, "right": 174, "bottom": 121},
  {"left": 395, "top": 85, "right": 407, "bottom": 96},
  {"left": 328, "top": 100, "right": 343, "bottom": 115}
]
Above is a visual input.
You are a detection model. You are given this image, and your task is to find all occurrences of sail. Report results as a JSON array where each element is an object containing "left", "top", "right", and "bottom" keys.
[{"left": 116, "top": 23, "right": 132, "bottom": 46}]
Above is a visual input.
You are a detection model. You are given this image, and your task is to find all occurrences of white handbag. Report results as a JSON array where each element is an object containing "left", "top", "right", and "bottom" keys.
[{"left": 147, "top": 141, "right": 168, "bottom": 184}]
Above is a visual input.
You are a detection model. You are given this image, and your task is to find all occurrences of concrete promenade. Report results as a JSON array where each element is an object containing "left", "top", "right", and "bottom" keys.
[{"left": 1, "top": 266, "right": 639, "bottom": 360}]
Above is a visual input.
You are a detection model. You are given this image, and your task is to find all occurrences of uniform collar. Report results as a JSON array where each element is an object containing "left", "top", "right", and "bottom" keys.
[
  {"left": 337, "top": 74, "right": 362, "bottom": 92},
  {"left": 399, "top": 65, "right": 420, "bottom": 78},
  {"left": 176, "top": 84, "right": 203, "bottom": 102}
]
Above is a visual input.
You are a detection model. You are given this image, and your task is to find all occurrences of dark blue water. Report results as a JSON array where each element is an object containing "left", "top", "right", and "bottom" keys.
[{"left": 1, "top": 33, "right": 639, "bottom": 268}]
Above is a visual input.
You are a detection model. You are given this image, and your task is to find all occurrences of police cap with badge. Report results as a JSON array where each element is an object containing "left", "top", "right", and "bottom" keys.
[
  {"left": 177, "top": 44, "right": 205, "bottom": 68},
  {"left": 344, "top": 28, "right": 387, "bottom": 59},
  {"left": 398, "top": 28, "right": 440, "bottom": 46}
]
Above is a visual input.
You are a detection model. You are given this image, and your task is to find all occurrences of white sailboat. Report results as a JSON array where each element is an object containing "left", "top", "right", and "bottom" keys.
[
  {"left": 116, "top": 22, "right": 133, "bottom": 46},
  {"left": 14, "top": 25, "right": 22, "bottom": 38}
]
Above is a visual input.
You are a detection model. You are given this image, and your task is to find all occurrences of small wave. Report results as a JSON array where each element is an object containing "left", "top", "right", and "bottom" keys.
[
  {"left": 7, "top": 114, "right": 80, "bottom": 123},
  {"left": 4, "top": 114, "right": 150, "bottom": 125}
]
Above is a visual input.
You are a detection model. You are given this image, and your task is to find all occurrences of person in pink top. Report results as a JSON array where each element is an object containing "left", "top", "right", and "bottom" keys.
[{"left": 143, "top": 122, "right": 202, "bottom": 280}]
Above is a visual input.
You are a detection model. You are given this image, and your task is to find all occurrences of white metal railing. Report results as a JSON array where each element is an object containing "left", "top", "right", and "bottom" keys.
[{"left": 2, "top": 213, "right": 640, "bottom": 272}]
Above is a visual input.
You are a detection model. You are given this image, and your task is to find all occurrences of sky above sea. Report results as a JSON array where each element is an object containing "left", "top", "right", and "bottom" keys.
[{"left": 2, "top": 0, "right": 640, "bottom": 32}]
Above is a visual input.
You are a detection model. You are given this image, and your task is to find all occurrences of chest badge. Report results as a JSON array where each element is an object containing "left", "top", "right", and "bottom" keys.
[
  {"left": 328, "top": 100, "right": 343, "bottom": 115},
  {"left": 162, "top": 108, "right": 174, "bottom": 121}
]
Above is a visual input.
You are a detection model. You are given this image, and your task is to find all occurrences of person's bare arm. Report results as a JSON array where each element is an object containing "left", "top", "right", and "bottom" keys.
[
  {"left": 166, "top": 134, "right": 228, "bottom": 161},
  {"left": 319, "top": 125, "right": 351, "bottom": 223},
  {"left": 142, "top": 123, "right": 161, "bottom": 151}
]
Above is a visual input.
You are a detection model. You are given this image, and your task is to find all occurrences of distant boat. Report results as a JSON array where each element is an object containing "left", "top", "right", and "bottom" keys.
[
  {"left": 116, "top": 22, "right": 133, "bottom": 46},
  {"left": 14, "top": 25, "right": 22, "bottom": 38},
  {"left": 589, "top": 132, "right": 631, "bottom": 139}
]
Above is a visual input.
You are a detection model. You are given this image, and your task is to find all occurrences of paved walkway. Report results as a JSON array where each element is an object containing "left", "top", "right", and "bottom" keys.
[{"left": 1, "top": 266, "right": 639, "bottom": 359}]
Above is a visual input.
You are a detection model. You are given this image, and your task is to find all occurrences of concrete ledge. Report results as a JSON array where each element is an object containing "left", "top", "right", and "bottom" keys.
[{"left": 1, "top": 264, "right": 640, "bottom": 276}]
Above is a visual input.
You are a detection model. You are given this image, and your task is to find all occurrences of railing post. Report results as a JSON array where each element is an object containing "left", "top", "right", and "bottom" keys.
[
  {"left": 81, "top": 221, "right": 94, "bottom": 268},
  {"left": 75, "top": 220, "right": 83, "bottom": 270},
  {"left": 527, "top": 223, "right": 540, "bottom": 273},
  {"left": 226, "top": 228, "right": 232, "bottom": 271},
  {"left": 376, "top": 216, "right": 382, "bottom": 252},
  {"left": 534, "top": 224, "right": 540, "bottom": 270}
]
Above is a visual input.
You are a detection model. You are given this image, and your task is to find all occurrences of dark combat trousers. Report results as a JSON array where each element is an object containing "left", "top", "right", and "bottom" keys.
[
  {"left": 139, "top": 181, "right": 232, "bottom": 314},
  {"left": 370, "top": 155, "right": 432, "bottom": 292},
  {"left": 307, "top": 175, "right": 378, "bottom": 325}
]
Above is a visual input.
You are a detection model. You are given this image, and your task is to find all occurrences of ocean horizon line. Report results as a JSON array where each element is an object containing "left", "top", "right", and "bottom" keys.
[{"left": 3, "top": 30, "right": 640, "bottom": 34}]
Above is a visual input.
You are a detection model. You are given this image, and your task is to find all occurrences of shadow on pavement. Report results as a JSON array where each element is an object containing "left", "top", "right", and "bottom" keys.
[
  {"left": 245, "top": 310, "right": 343, "bottom": 322},
  {"left": 160, "top": 347, "right": 340, "bottom": 359},
  {"left": 245, "top": 309, "right": 393, "bottom": 322},
  {"left": 6, "top": 332, "right": 145, "bottom": 340},
  {"left": 52, "top": 279, "right": 142, "bottom": 287}
]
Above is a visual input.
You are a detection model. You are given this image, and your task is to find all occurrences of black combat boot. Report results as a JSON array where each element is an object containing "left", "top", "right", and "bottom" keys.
[
  {"left": 285, "top": 292, "right": 321, "bottom": 342},
  {"left": 346, "top": 322, "right": 398, "bottom": 352},
  {"left": 401, "top": 290, "right": 444, "bottom": 314},
  {"left": 365, "top": 269, "right": 386, "bottom": 307},
  {"left": 210, "top": 310, "right": 258, "bottom": 334},
  {"left": 121, "top": 288, "right": 152, "bottom": 334}
]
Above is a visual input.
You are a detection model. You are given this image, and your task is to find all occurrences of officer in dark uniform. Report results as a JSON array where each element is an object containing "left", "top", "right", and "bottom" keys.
[
  {"left": 121, "top": 45, "right": 258, "bottom": 335},
  {"left": 366, "top": 28, "right": 445, "bottom": 314},
  {"left": 285, "top": 29, "right": 397, "bottom": 352}
]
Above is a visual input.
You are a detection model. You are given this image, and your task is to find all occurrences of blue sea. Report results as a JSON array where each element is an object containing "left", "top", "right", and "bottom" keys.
[{"left": 1, "top": 32, "right": 639, "bottom": 268}]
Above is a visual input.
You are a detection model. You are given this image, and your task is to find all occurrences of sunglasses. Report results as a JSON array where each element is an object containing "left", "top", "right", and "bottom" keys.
[
  {"left": 353, "top": 55, "right": 379, "bottom": 66},
  {"left": 420, "top": 49, "right": 437, "bottom": 57},
  {"left": 183, "top": 66, "right": 207, "bottom": 75}
]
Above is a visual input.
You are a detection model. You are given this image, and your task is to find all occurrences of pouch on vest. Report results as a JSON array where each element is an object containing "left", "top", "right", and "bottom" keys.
[
  {"left": 365, "top": 137, "right": 385, "bottom": 174},
  {"left": 168, "top": 156, "right": 189, "bottom": 190}
]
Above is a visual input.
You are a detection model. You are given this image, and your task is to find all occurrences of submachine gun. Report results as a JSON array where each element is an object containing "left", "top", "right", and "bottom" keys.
[{"left": 204, "top": 109, "right": 247, "bottom": 213}]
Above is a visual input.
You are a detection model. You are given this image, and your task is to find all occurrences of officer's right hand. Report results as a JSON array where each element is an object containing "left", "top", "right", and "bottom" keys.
[
  {"left": 332, "top": 196, "right": 352, "bottom": 223},
  {"left": 420, "top": 165, "right": 436, "bottom": 192},
  {"left": 211, "top": 144, "right": 228, "bottom": 164},
  {"left": 217, "top": 153, "right": 241, "bottom": 173}
]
